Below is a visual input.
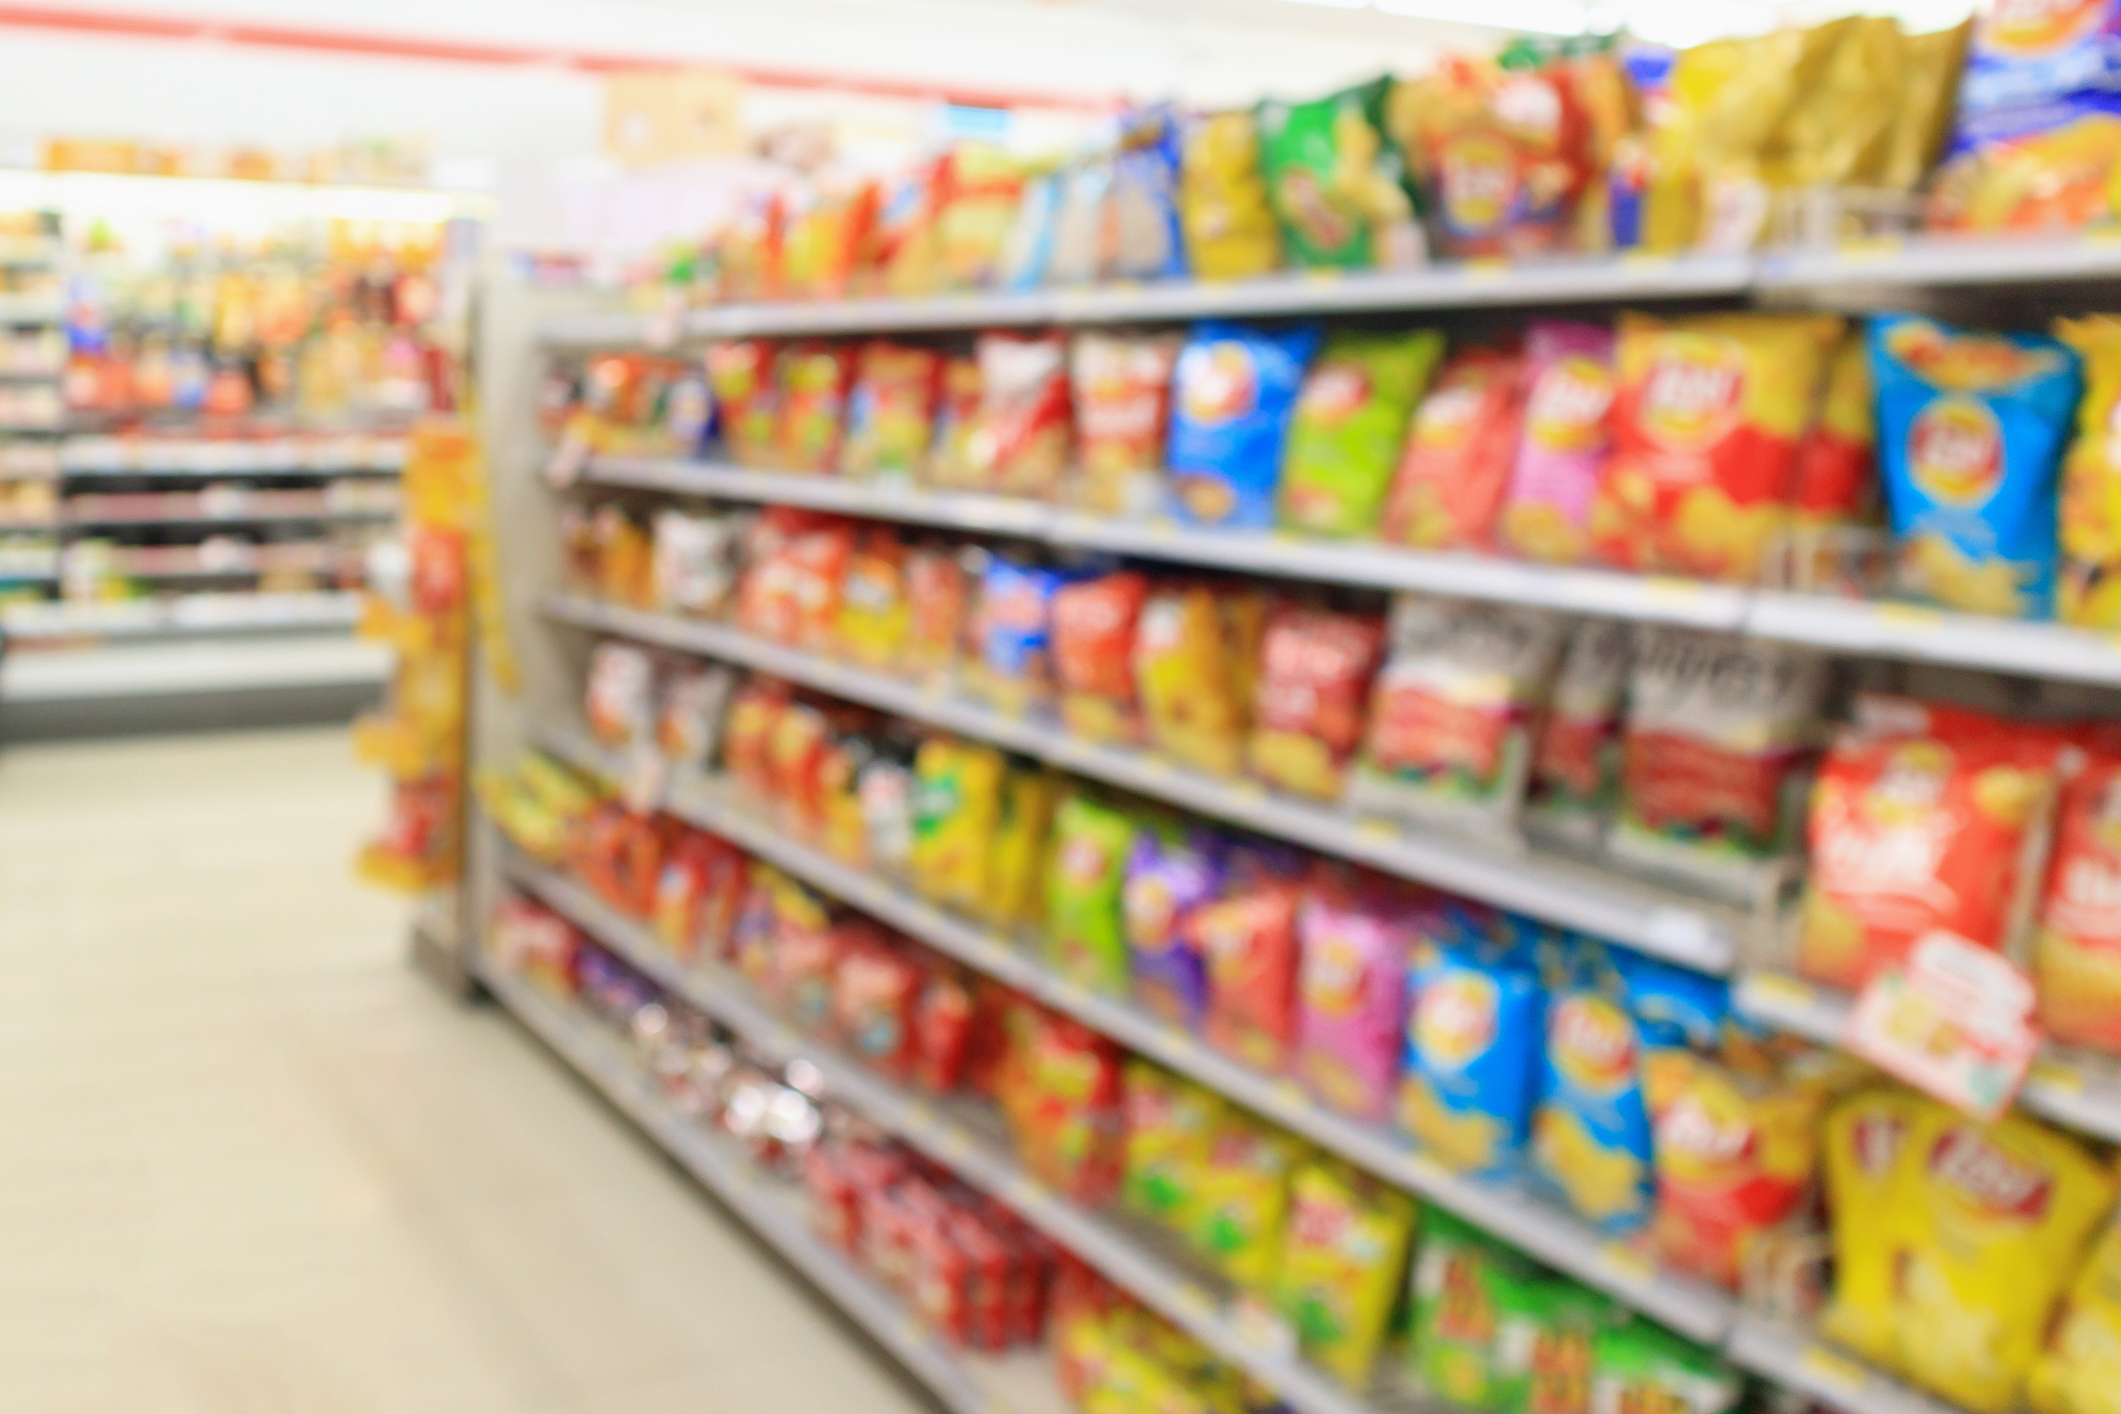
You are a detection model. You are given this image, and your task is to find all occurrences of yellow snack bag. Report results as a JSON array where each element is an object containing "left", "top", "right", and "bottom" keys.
[
  {"left": 1191, "top": 1110, "right": 1309, "bottom": 1295},
  {"left": 1180, "top": 110, "right": 1283, "bottom": 283},
  {"left": 909, "top": 739, "right": 1004, "bottom": 912},
  {"left": 2030, "top": 1219, "right": 2121, "bottom": 1414},
  {"left": 1135, "top": 584, "right": 1264, "bottom": 778},
  {"left": 983, "top": 763, "right": 1059, "bottom": 931},
  {"left": 1820, "top": 1087, "right": 1923, "bottom": 1368},
  {"left": 1277, "top": 1160, "right": 1416, "bottom": 1385},
  {"left": 2056, "top": 316, "right": 2121, "bottom": 628}
]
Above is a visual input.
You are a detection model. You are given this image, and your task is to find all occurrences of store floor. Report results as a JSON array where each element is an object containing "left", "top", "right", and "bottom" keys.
[{"left": 0, "top": 727, "right": 931, "bottom": 1414}]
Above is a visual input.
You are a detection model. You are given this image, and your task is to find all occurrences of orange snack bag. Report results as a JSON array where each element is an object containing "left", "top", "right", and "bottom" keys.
[
  {"left": 1797, "top": 696, "right": 2064, "bottom": 993},
  {"left": 1790, "top": 330, "right": 1877, "bottom": 528},
  {"left": 2034, "top": 750, "right": 2121, "bottom": 1055},
  {"left": 1383, "top": 344, "right": 1526, "bottom": 551},
  {"left": 1247, "top": 604, "right": 1386, "bottom": 801},
  {"left": 1053, "top": 570, "right": 1152, "bottom": 745},
  {"left": 1592, "top": 314, "right": 1841, "bottom": 583}
]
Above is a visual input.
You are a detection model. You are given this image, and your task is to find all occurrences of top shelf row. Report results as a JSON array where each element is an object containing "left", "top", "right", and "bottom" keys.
[{"left": 539, "top": 237, "right": 2121, "bottom": 347}]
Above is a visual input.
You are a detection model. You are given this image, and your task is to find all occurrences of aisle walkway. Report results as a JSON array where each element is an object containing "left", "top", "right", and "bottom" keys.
[{"left": 0, "top": 727, "right": 932, "bottom": 1414}]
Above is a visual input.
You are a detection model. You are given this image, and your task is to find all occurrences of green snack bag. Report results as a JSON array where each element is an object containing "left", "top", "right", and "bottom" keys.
[
  {"left": 1190, "top": 1110, "right": 1308, "bottom": 1295},
  {"left": 1278, "top": 1159, "right": 1416, "bottom": 1385},
  {"left": 1280, "top": 329, "right": 1445, "bottom": 538},
  {"left": 1588, "top": 1318, "right": 1743, "bottom": 1414},
  {"left": 1491, "top": 1273, "right": 1610, "bottom": 1414},
  {"left": 1409, "top": 1209, "right": 1524, "bottom": 1408},
  {"left": 1257, "top": 78, "right": 1423, "bottom": 271},
  {"left": 1122, "top": 1059, "right": 1224, "bottom": 1230},
  {"left": 1046, "top": 792, "right": 1138, "bottom": 993}
]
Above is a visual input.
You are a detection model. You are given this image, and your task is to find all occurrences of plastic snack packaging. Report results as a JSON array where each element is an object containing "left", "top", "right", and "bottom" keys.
[
  {"left": 1277, "top": 1159, "right": 1417, "bottom": 1385},
  {"left": 960, "top": 332, "right": 1072, "bottom": 499},
  {"left": 1870, "top": 314, "right": 2083, "bottom": 619},
  {"left": 1293, "top": 880, "right": 1413, "bottom": 1122},
  {"left": 1498, "top": 321, "right": 1615, "bottom": 565},
  {"left": 1526, "top": 619, "right": 1631, "bottom": 845},
  {"left": 585, "top": 642, "right": 655, "bottom": 749},
  {"left": 965, "top": 552, "right": 1067, "bottom": 716},
  {"left": 781, "top": 180, "right": 880, "bottom": 301},
  {"left": 1123, "top": 825, "right": 1226, "bottom": 1030},
  {"left": 911, "top": 738, "right": 1005, "bottom": 912},
  {"left": 1592, "top": 313, "right": 1842, "bottom": 583},
  {"left": 1111, "top": 106, "right": 1188, "bottom": 283},
  {"left": 1193, "top": 864, "right": 1306, "bottom": 1071},
  {"left": 1797, "top": 696, "right": 2065, "bottom": 991},
  {"left": 904, "top": 544, "right": 971, "bottom": 680},
  {"left": 2034, "top": 746, "right": 2121, "bottom": 1054},
  {"left": 833, "top": 934, "right": 923, "bottom": 1081},
  {"left": 1178, "top": 109, "right": 1282, "bottom": 283},
  {"left": 651, "top": 508, "right": 744, "bottom": 618},
  {"left": 2029, "top": 1218, "right": 2121, "bottom": 1414},
  {"left": 1167, "top": 321, "right": 1322, "bottom": 530},
  {"left": 1046, "top": 792, "right": 1140, "bottom": 994},
  {"left": 705, "top": 339, "right": 782, "bottom": 467},
  {"left": 1247, "top": 603, "right": 1387, "bottom": 801},
  {"left": 1352, "top": 595, "right": 1565, "bottom": 834},
  {"left": 983, "top": 764, "right": 1060, "bottom": 933},
  {"left": 1385, "top": 343, "right": 1527, "bottom": 551},
  {"left": 1071, "top": 332, "right": 1181, "bottom": 519},
  {"left": 999, "top": 165, "right": 1066, "bottom": 291},
  {"left": 1791, "top": 330, "right": 1879, "bottom": 535},
  {"left": 1258, "top": 77, "right": 1425, "bottom": 272},
  {"left": 857, "top": 731, "right": 920, "bottom": 882},
  {"left": 925, "top": 353, "right": 985, "bottom": 490},
  {"left": 656, "top": 663, "right": 735, "bottom": 776},
  {"left": 2055, "top": 316, "right": 2121, "bottom": 626},
  {"left": 1278, "top": 329, "right": 1446, "bottom": 539},
  {"left": 1192, "top": 1110, "right": 1307, "bottom": 1294},
  {"left": 1122, "top": 1060, "right": 1223, "bottom": 1230},
  {"left": 1589, "top": 1318, "right": 1742, "bottom": 1414},
  {"left": 594, "top": 504, "right": 656, "bottom": 607},
  {"left": 934, "top": 145, "right": 1028, "bottom": 292},
  {"left": 999, "top": 1006, "right": 1126, "bottom": 1205},
  {"left": 1532, "top": 945, "right": 1655, "bottom": 1234},
  {"left": 1134, "top": 581, "right": 1267, "bottom": 777},
  {"left": 1053, "top": 569, "right": 1151, "bottom": 745},
  {"left": 840, "top": 341, "right": 942, "bottom": 481},
  {"left": 1613, "top": 629, "right": 1824, "bottom": 896},
  {"left": 1402, "top": 909, "right": 1546, "bottom": 1180},
  {"left": 836, "top": 525, "right": 912, "bottom": 670}
]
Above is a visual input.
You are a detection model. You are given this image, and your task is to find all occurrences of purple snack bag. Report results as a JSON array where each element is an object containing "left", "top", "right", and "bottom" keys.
[
  {"left": 1294, "top": 889, "right": 1411, "bottom": 1122},
  {"left": 1498, "top": 319, "right": 1615, "bottom": 567},
  {"left": 1122, "top": 829, "right": 1225, "bottom": 1029}
]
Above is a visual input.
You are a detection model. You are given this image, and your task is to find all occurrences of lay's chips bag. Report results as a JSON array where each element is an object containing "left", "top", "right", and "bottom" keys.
[
  {"left": 1279, "top": 328, "right": 1446, "bottom": 538},
  {"left": 2029, "top": 1217, "right": 2121, "bottom": 1414},
  {"left": 2056, "top": 315, "right": 2121, "bottom": 626},
  {"left": 1401, "top": 909, "right": 1547, "bottom": 1180},
  {"left": 1870, "top": 313, "right": 2083, "bottom": 619},
  {"left": 1530, "top": 945, "right": 1656, "bottom": 1233},
  {"left": 2034, "top": 748, "right": 2121, "bottom": 1055},
  {"left": 1278, "top": 1159, "right": 1417, "bottom": 1385}
]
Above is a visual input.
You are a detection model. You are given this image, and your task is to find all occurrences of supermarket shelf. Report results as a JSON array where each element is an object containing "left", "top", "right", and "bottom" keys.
[
  {"left": 542, "top": 593, "right": 1748, "bottom": 971},
  {"left": 533, "top": 723, "right": 1742, "bottom": 1345},
  {"left": 1725, "top": 1316, "right": 1962, "bottom": 1414},
  {"left": 471, "top": 957, "right": 1057, "bottom": 1414},
  {"left": 0, "top": 590, "right": 363, "bottom": 640},
  {"left": 1758, "top": 232, "right": 2121, "bottom": 293},
  {"left": 540, "top": 253, "right": 1756, "bottom": 346},
  {"left": 1742, "top": 591, "right": 2121, "bottom": 686},
  {"left": 0, "top": 292, "right": 62, "bottom": 324},
  {"left": 64, "top": 506, "right": 397, "bottom": 532},
  {"left": 0, "top": 632, "right": 390, "bottom": 700},
  {"left": 1733, "top": 970, "right": 2121, "bottom": 1144},
  {"left": 496, "top": 848, "right": 1431, "bottom": 1414},
  {"left": 59, "top": 436, "right": 408, "bottom": 477}
]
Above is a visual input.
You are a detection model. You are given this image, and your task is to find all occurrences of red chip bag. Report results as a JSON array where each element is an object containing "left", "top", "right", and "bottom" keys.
[
  {"left": 905, "top": 544, "right": 971, "bottom": 678},
  {"left": 1070, "top": 332, "right": 1180, "bottom": 517},
  {"left": 1385, "top": 345, "right": 1525, "bottom": 550},
  {"left": 1246, "top": 604, "right": 1386, "bottom": 800},
  {"left": 1191, "top": 876, "right": 1303, "bottom": 1071},
  {"left": 705, "top": 339, "right": 781, "bottom": 466},
  {"left": 2036, "top": 750, "right": 2121, "bottom": 1053},
  {"left": 1053, "top": 570, "right": 1151, "bottom": 744},
  {"left": 833, "top": 933, "right": 923, "bottom": 1080},
  {"left": 775, "top": 341, "right": 858, "bottom": 472},
  {"left": 965, "top": 333, "right": 1072, "bottom": 498}
]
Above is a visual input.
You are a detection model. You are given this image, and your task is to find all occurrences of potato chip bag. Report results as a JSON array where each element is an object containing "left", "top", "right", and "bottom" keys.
[
  {"left": 1407, "top": 1208, "right": 1525, "bottom": 1407},
  {"left": 1820, "top": 1086, "right": 1923, "bottom": 1366},
  {"left": 1526, "top": 619, "right": 1632, "bottom": 844},
  {"left": 774, "top": 341, "right": 858, "bottom": 473},
  {"left": 985, "top": 764, "right": 1060, "bottom": 933},
  {"left": 1278, "top": 1160, "right": 1416, "bottom": 1385},
  {"left": 705, "top": 339, "right": 781, "bottom": 467},
  {"left": 1258, "top": 78, "right": 1423, "bottom": 272},
  {"left": 926, "top": 353, "right": 985, "bottom": 490},
  {"left": 934, "top": 144, "right": 1028, "bottom": 292},
  {"left": 912, "top": 739, "right": 1004, "bottom": 912},
  {"left": 1499, "top": 322, "right": 1615, "bottom": 566},
  {"left": 1247, "top": 603, "right": 1387, "bottom": 801},
  {"left": 962, "top": 332, "right": 1072, "bottom": 499},
  {"left": 840, "top": 341, "right": 941, "bottom": 481},
  {"left": 966, "top": 554, "right": 1068, "bottom": 715},
  {"left": 1054, "top": 570, "right": 1151, "bottom": 745},
  {"left": 1353, "top": 595, "right": 1565, "bottom": 832},
  {"left": 1193, "top": 871, "right": 1305, "bottom": 1071},
  {"left": 1135, "top": 582, "right": 1265, "bottom": 777},
  {"left": 1122, "top": 1059, "right": 1224, "bottom": 1231},
  {"left": 1797, "top": 696, "right": 2064, "bottom": 991},
  {"left": 1385, "top": 344, "right": 1527, "bottom": 552},
  {"left": 904, "top": 544, "right": 969, "bottom": 679},
  {"left": 1192, "top": 1110, "right": 1307, "bottom": 1294},
  {"left": 837, "top": 525, "right": 911, "bottom": 669},
  {"left": 2034, "top": 751, "right": 2121, "bottom": 1054},
  {"left": 781, "top": 179, "right": 879, "bottom": 301},
  {"left": 1871, "top": 314, "right": 2082, "bottom": 619},
  {"left": 1402, "top": 912, "right": 1546, "bottom": 1180},
  {"left": 1587, "top": 1318, "right": 1742, "bottom": 1414},
  {"left": 1178, "top": 109, "right": 1283, "bottom": 283},
  {"left": 1791, "top": 330, "right": 1878, "bottom": 530},
  {"left": 1124, "top": 825, "right": 1225, "bottom": 1030},
  {"left": 2029, "top": 1218, "right": 2121, "bottom": 1414},
  {"left": 1168, "top": 321, "right": 1322, "bottom": 530},
  {"left": 1071, "top": 332, "right": 1181, "bottom": 519},
  {"left": 1279, "top": 329, "right": 1446, "bottom": 539},
  {"left": 1532, "top": 950, "right": 1655, "bottom": 1233},
  {"left": 1112, "top": 105, "right": 1188, "bottom": 283},
  {"left": 1294, "top": 885, "right": 1413, "bottom": 1122},
  {"left": 1047, "top": 793, "right": 1139, "bottom": 995},
  {"left": 2056, "top": 316, "right": 2121, "bottom": 626},
  {"left": 1592, "top": 313, "right": 1841, "bottom": 583}
]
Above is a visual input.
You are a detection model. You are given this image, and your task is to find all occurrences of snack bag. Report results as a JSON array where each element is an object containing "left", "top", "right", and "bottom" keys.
[
  {"left": 781, "top": 180, "right": 879, "bottom": 301},
  {"left": 775, "top": 342, "right": 858, "bottom": 473},
  {"left": 837, "top": 526, "right": 912, "bottom": 669},
  {"left": 935, "top": 145, "right": 1028, "bottom": 292},
  {"left": 1000, "top": 1008, "right": 1126, "bottom": 1205},
  {"left": 966, "top": 554, "right": 1067, "bottom": 716},
  {"left": 1791, "top": 330, "right": 1878, "bottom": 533},
  {"left": 1294, "top": 886, "right": 1412, "bottom": 1122},
  {"left": 1191, "top": 1111, "right": 1307, "bottom": 1293},
  {"left": 912, "top": 739, "right": 1004, "bottom": 912},
  {"left": 1614, "top": 629, "right": 1824, "bottom": 893},
  {"left": 833, "top": 935, "right": 923, "bottom": 1080},
  {"left": 1532, "top": 954, "right": 1655, "bottom": 1233},
  {"left": 1168, "top": 322, "right": 1322, "bottom": 530},
  {"left": 962, "top": 333, "right": 1072, "bottom": 499},
  {"left": 1124, "top": 826, "right": 1225, "bottom": 1030},
  {"left": 1279, "top": 329, "right": 1446, "bottom": 539},
  {"left": 1258, "top": 78, "right": 1423, "bottom": 271},
  {"left": 585, "top": 641, "right": 655, "bottom": 749},
  {"left": 1111, "top": 106, "right": 1188, "bottom": 283},
  {"left": 1526, "top": 619, "right": 1631, "bottom": 843},
  {"left": 1385, "top": 344, "right": 1527, "bottom": 551},
  {"left": 1498, "top": 322, "right": 1615, "bottom": 566},
  {"left": 705, "top": 339, "right": 781, "bottom": 466},
  {"left": 2029, "top": 1219, "right": 2121, "bottom": 1414},
  {"left": 1053, "top": 570, "right": 1151, "bottom": 745},
  {"left": 1247, "top": 603, "right": 1386, "bottom": 802},
  {"left": 2056, "top": 315, "right": 2121, "bottom": 626},
  {"left": 1122, "top": 1060, "right": 1223, "bottom": 1230},
  {"left": 1135, "top": 582, "right": 1266, "bottom": 777},
  {"left": 905, "top": 545, "right": 970, "bottom": 679},
  {"left": 985, "top": 765, "right": 1060, "bottom": 933},
  {"left": 1870, "top": 314, "right": 2083, "bottom": 619},
  {"left": 1046, "top": 793, "right": 1139, "bottom": 995},
  {"left": 1071, "top": 333, "right": 1181, "bottom": 518},
  {"left": 651, "top": 508, "right": 744, "bottom": 618},
  {"left": 1797, "top": 697, "right": 2064, "bottom": 991},
  {"left": 1278, "top": 1160, "right": 1417, "bottom": 1385},
  {"left": 1402, "top": 917, "right": 1546, "bottom": 1180},
  {"left": 926, "top": 353, "right": 985, "bottom": 490},
  {"left": 841, "top": 341, "right": 942, "bottom": 481},
  {"left": 1353, "top": 596, "right": 1565, "bottom": 832},
  {"left": 1588, "top": 1319, "right": 1742, "bottom": 1414},
  {"left": 2036, "top": 751, "right": 2121, "bottom": 1053},
  {"left": 1820, "top": 1086, "right": 1924, "bottom": 1366},
  {"left": 1592, "top": 313, "right": 1841, "bottom": 583},
  {"left": 1178, "top": 109, "right": 1283, "bottom": 282},
  {"left": 1410, "top": 1209, "right": 1612, "bottom": 1414},
  {"left": 1193, "top": 870, "right": 1305, "bottom": 1071}
]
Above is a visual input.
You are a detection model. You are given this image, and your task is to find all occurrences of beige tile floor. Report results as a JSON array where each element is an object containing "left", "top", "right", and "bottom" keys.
[{"left": 0, "top": 726, "right": 933, "bottom": 1414}]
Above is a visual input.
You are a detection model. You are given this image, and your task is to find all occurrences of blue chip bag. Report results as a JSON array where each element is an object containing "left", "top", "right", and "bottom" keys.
[
  {"left": 1530, "top": 943, "right": 1654, "bottom": 1233},
  {"left": 967, "top": 554, "right": 1069, "bottom": 713},
  {"left": 1400, "top": 922, "right": 1546, "bottom": 1179},
  {"left": 1168, "top": 320, "right": 1322, "bottom": 529},
  {"left": 1870, "top": 314, "right": 2082, "bottom": 619},
  {"left": 1611, "top": 947, "right": 1728, "bottom": 1051},
  {"left": 1111, "top": 105, "right": 1188, "bottom": 283}
]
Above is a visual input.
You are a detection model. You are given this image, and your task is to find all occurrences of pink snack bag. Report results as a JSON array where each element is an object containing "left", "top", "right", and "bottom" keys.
[
  {"left": 1497, "top": 320, "right": 1614, "bottom": 567},
  {"left": 1293, "top": 885, "right": 1412, "bottom": 1122}
]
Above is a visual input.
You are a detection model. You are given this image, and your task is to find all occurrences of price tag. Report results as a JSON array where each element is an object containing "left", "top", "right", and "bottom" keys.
[
  {"left": 1354, "top": 817, "right": 1400, "bottom": 844},
  {"left": 1231, "top": 1294, "right": 1298, "bottom": 1359},
  {"left": 1797, "top": 1343, "right": 1869, "bottom": 1397},
  {"left": 1598, "top": 1240, "right": 1656, "bottom": 1282},
  {"left": 622, "top": 744, "right": 669, "bottom": 814},
  {"left": 1170, "top": 1284, "right": 1216, "bottom": 1323},
  {"left": 1620, "top": 249, "right": 1671, "bottom": 269},
  {"left": 1460, "top": 258, "right": 1510, "bottom": 281},
  {"left": 1846, "top": 932, "right": 2039, "bottom": 1121},
  {"left": 1838, "top": 233, "right": 1904, "bottom": 262},
  {"left": 544, "top": 426, "right": 591, "bottom": 489},
  {"left": 2028, "top": 1057, "right": 2085, "bottom": 1096}
]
